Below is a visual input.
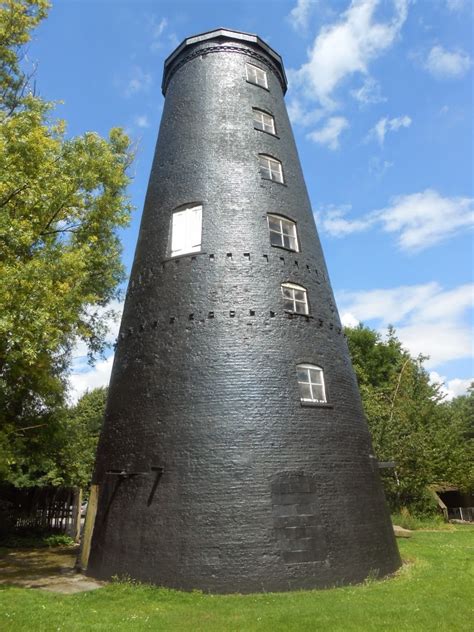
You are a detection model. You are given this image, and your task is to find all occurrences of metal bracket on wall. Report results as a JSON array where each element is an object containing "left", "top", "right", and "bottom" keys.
[
  {"left": 148, "top": 466, "right": 165, "bottom": 506},
  {"left": 106, "top": 469, "right": 127, "bottom": 477},
  {"left": 106, "top": 469, "right": 153, "bottom": 478}
]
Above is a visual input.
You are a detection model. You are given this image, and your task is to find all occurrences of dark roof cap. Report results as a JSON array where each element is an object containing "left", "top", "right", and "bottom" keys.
[{"left": 162, "top": 27, "right": 287, "bottom": 95}]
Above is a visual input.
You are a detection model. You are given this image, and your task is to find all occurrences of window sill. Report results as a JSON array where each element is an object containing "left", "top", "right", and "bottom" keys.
[
  {"left": 246, "top": 79, "right": 270, "bottom": 92},
  {"left": 284, "top": 310, "right": 312, "bottom": 319},
  {"left": 270, "top": 244, "right": 299, "bottom": 253},
  {"left": 254, "top": 126, "right": 280, "bottom": 139},
  {"left": 300, "top": 402, "right": 334, "bottom": 409},
  {"left": 260, "top": 176, "right": 287, "bottom": 187},
  {"left": 162, "top": 251, "right": 205, "bottom": 263}
]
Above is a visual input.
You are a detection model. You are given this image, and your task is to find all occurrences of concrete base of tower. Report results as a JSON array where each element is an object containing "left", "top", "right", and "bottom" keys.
[
  {"left": 87, "top": 557, "right": 401, "bottom": 595},
  {"left": 86, "top": 470, "right": 401, "bottom": 594},
  {"left": 87, "top": 548, "right": 401, "bottom": 594}
]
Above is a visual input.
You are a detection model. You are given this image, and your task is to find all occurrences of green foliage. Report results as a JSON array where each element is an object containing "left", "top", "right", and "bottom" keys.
[
  {"left": 0, "top": 1, "right": 49, "bottom": 113},
  {"left": 446, "top": 385, "right": 474, "bottom": 440},
  {"left": 391, "top": 508, "right": 453, "bottom": 531},
  {"left": 346, "top": 324, "right": 474, "bottom": 514},
  {"left": 42, "top": 533, "right": 75, "bottom": 547},
  {"left": 58, "top": 387, "right": 107, "bottom": 488},
  {"left": 0, "top": 530, "right": 75, "bottom": 548},
  {"left": 0, "top": 1, "right": 132, "bottom": 485},
  {"left": 2, "top": 387, "right": 107, "bottom": 488},
  {"left": 0, "top": 528, "right": 473, "bottom": 631}
]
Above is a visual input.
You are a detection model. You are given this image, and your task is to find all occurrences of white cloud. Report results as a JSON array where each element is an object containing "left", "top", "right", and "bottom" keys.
[
  {"left": 377, "top": 190, "right": 474, "bottom": 251},
  {"left": 134, "top": 114, "right": 150, "bottom": 129},
  {"left": 167, "top": 32, "right": 180, "bottom": 50},
  {"left": 368, "top": 156, "right": 393, "bottom": 178},
  {"left": 124, "top": 66, "right": 152, "bottom": 97},
  {"left": 292, "top": 0, "right": 408, "bottom": 110},
  {"left": 288, "top": 0, "right": 317, "bottom": 31},
  {"left": 444, "top": 377, "right": 473, "bottom": 399},
  {"left": 351, "top": 76, "right": 386, "bottom": 105},
  {"left": 445, "top": 0, "right": 468, "bottom": 12},
  {"left": 317, "top": 189, "right": 474, "bottom": 251},
  {"left": 338, "top": 282, "right": 440, "bottom": 326},
  {"left": 150, "top": 16, "right": 170, "bottom": 52},
  {"left": 423, "top": 45, "right": 471, "bottom": 79},
  {"left": 337, "top": 282, "right": 474, "bottom": 368},
  {"left": 287, "top": 98, "right": 324, "bottom": 127},
  {"left": 341, "top": 312, "right": 360, "bottom": 328},
  {"left": 68, "top": 300, "right": 124, "bottom": 403},
  {"left": 68, "top": 356, "right": 114, "bottom": 404},
  {"left": 152, "top": 17, "right": 167, "bottom": 38},
  {"left": 368, "top": 114, "right": 412, "bottom": 145},
  {"left": 395, "top": 322, "right": 472, "bottom": 366},
  {"left": 307, "top": 116, "right": 349, "bottom": 149},
  {"left": 316, "top": 204, "right": 373, "bottom": 235},
  {"left": 430, "top": 371, "right": 473, "bottom": 400},
  {"left": 147, "top": 15, "right": 180, "bottom": 53}
]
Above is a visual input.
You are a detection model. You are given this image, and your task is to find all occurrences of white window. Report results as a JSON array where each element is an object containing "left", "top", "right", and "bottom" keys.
[
  {"left": 246, "top": 63, "right": 268, "bottom": 88},
  {"left": 259, "top": 155, "right": 284, "bottom": 183},
  {"left": 253, "top": 108, "right": 276, "bottom": 135},
  {"left": 267, "top": 214, "right": 299, "bottom": 251},
  {"left": 297, "top": 365, "right": 327, "bottom": 404},
  {"left": 281, "top": 283, "right": 309, "bottom": 315},
  {"left": 171, "top": 205, "right": 202, "bottom": 257}
]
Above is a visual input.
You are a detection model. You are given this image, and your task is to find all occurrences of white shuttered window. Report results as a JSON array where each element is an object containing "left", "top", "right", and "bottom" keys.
[{"left": 171, "top": 205, "right": 202, "bottom": 257}]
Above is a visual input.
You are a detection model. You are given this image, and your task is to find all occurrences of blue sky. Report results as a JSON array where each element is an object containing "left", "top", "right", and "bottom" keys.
[{"left": 27, "top": 0, "right": 473, "bottom": 401}]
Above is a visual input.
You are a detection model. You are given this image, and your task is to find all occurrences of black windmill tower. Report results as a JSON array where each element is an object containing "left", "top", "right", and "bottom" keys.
[{"left": 87, "top": 28, "right": 400, "bottom": 593}]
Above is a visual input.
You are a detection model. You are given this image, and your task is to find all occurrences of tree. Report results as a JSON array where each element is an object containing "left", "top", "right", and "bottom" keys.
[
  {"left": 3, "top": 387, "right": 107, "bottom": 488},
  {"left": 57, "top": 387, "right": 107, "bottom": 488},
  {"left": 446, "top": 385, "right": 474, "bottom": 440},
  {"left": 0, "top": 1, "right": 133, "bottom": 484},
  {"left": 435, "top": 386, "right": 474, "bottom": 489},
  {"left": 345, "top": 324, "right": 473, "bottom": 514},
  {"left": 0, "top": 0, "right": 49, "bottom": 113}
]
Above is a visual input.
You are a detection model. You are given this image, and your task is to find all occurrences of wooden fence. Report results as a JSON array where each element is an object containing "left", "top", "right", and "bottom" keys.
[
  {"left": 448, "top": 506, "right": 474, "bottom": 522},
  {"left": 0, "top": 484, "right": 82, "bottom": 540}
]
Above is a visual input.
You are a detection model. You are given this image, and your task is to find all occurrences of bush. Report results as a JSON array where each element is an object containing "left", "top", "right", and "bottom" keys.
[
  {"left": 0, "top": 530, "right": 76, "bottom": 548},
  {"left": 391, "top": 507, "right": 452, "bottom": 530},
  {"left": 43, "top": 534, "right": 76, "bottom": 547}
]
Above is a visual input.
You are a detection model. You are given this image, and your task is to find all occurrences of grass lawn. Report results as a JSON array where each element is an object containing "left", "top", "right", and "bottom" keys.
[{"left": 0, "top": 526, "right": 472, "bottom": 631}]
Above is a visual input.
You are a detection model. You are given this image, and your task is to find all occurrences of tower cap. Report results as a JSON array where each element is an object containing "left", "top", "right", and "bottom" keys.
[{"left": 162, "top": 28, "right": 287, "bottom": 95}]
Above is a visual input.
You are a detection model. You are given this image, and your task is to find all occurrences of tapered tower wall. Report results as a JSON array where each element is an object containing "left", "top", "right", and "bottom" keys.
[{"left": 87, "top": 29, "right": 400, "bottom": 593}]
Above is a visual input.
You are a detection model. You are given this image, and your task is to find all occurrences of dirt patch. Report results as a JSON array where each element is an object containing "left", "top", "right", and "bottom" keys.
[{"left": 0, "top": 546, "right": 105, "bottom": 594}]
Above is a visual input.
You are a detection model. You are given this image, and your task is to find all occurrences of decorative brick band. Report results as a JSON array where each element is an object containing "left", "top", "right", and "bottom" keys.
[{"left": 163, "top": 44, "right": 287, "bottom": 94}]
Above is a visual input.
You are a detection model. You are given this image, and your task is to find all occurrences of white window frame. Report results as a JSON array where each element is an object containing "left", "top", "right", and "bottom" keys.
[
  {"left": 297, "top": 364, "right": 327, "bottom": 404},
  {"left": 253, "top": 108, "right": 276, "bottom": 135},
  {"left": 246, "top": 63, "right": 268, "bottom": 88},
  {"left": 259, "top": 155, "right": 284, "bottom": 183},
  {"left": 267, "top": 214, "right": 299, "bottom": 251},
  {"left": 281, "top": 283, "right": 309, "bottom": 315},
  {"left": 170, "top": 204, "right": 202, "bottom": 257}
]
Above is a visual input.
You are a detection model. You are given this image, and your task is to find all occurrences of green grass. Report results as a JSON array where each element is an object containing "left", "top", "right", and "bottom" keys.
[
  {"left": 390, "top": 511, "right": 454, "bottom": 531},
  {"left": 1, "top": 527, "right": 473, "bottom": 631}
]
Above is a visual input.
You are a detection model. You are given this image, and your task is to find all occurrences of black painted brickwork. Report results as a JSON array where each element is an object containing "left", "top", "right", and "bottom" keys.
[{"left": 87, "top": 30, "right": 401, "bottom": 593}]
